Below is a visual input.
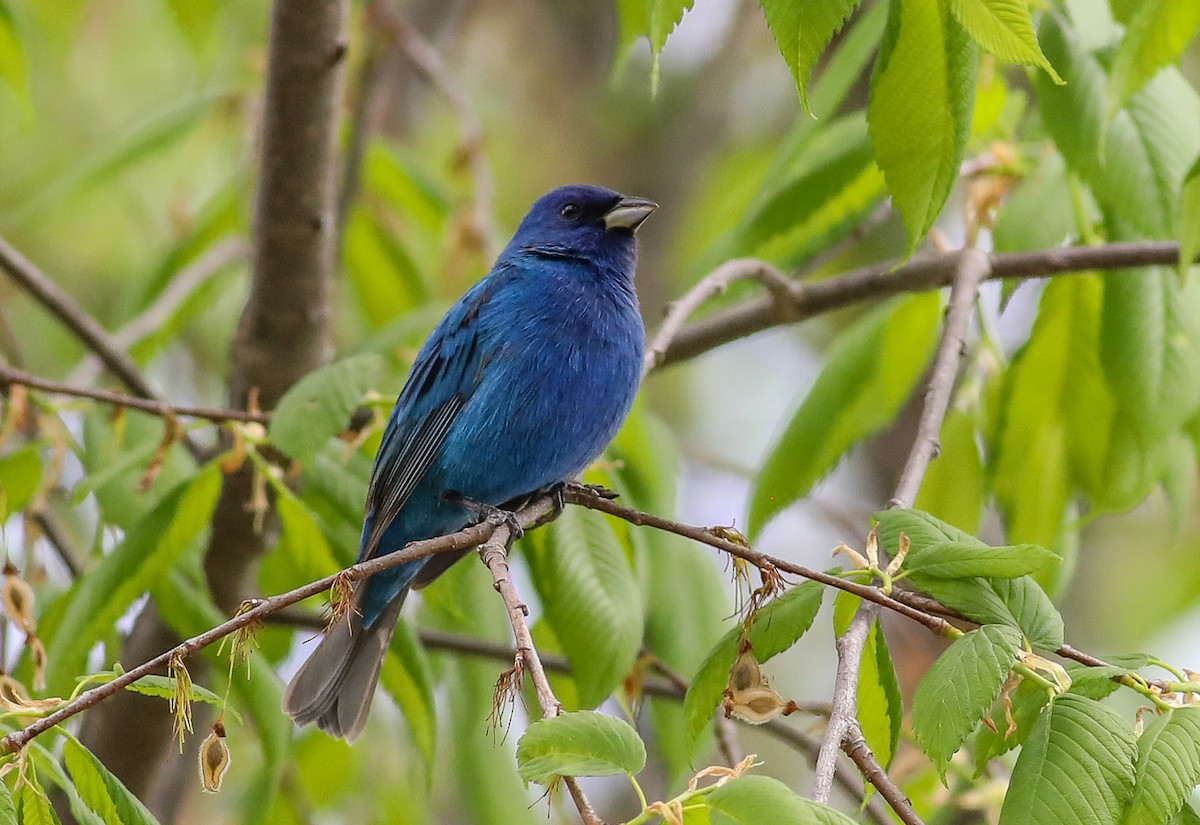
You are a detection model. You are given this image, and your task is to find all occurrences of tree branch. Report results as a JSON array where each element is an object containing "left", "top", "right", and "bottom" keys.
[
  {"left": 812, "top": 249, "right": 990, "bottom": 815},
  {"left": 659, "top": 240, "right": 1186, "bottom": 366},
  {"left": 0, "top": 364, "right": 268, "bottom": 424},
  {"left": 478, "top": 525, "right": 605, "bottom": 825},
  {"left": 0, "top": 236, "right": 162, "bottom": 401},
  {"left": 0, "top": 494, "right": 558, "bottom": 758}
]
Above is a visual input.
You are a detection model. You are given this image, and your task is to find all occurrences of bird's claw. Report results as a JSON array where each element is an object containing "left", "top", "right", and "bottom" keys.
[{"left": 447, "top": 491, "right": 524, "bottom": 542}]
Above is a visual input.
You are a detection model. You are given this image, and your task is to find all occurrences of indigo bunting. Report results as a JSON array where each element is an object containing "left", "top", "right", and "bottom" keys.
[{"left": 284, "top": 184, "right": 656, "bottom": 740}]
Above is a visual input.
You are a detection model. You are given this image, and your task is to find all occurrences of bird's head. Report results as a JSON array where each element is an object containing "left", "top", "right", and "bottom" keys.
[{"left": 508, "top": 184, "right": 657, "bottom": 269}]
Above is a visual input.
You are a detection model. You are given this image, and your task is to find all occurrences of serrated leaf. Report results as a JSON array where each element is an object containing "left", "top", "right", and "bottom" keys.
[
  {"left": 915, "top": 409, "right": 985, "bottom": 534},
  {"left": 991, "top": 275, "right": 1114, "bottom": 558},
  {"left": 912, "top": 624, "right": 1023, "bottom": 774},
  {"left": 650, "top": 0, "right": 693, "bottom": 54},
  {"left": 44, "top": 463, "right": 222, "bottom": 692},
  {"left": 706, "top": 775, "right": 859, "bottom": 824},
  {"left": 379, "top": 618, "right": 437, "bottom": 776},
  {"left": 0, "top": 442, "right": 42, "bottom": 519},
  {"left": 1124, "top": 707, "right": 1200, "bottom": 825},
  {"left": 1181, "top": 155, "right": 1200, "bottom": 280},
  {"left": 122, "top": 674, "right": 239, "bottom": 719},
  {"left": 15, "top": 783, "right": 58, "bottom": 825},
  {"left": 733, "top": 114, "right": 884, "bottom": 267},
  {"left": 516, "top": 710, "right": 646, "bottom": 785},
  {"left": 868, "top": 0, "right": 977, "bottom": 252},
  {"left": 859, "top": 619, "right": 902, "bottom": 772},
  {"left": 998, "top": 694, "right": 1137, "bottom": 825},
  {"left": 526, "top": 506, "right": 643, "bottom": 709},
  {"left": 949, "top": 0, "right": 1062, "bottom": 82},
  {"left": 1101, "top": 262, "right": 1200, "bottom": 435},
  {"left": 1038, "top": 17, "right": 1200, "bottom": 239},
  {"left": 974, "top": 677, "right": 1052, "bottom": 772},
  {"left": 0, "top": 779, "right": 14, "bottom": 825},
  {"left": 1108, "top": 0, "right": 1200, "bottom": 115},
  {"left": 684, "top": 581, "right": 825, "bottom": 751},
  {"left": 905, "top": 542, "right": 1059, "bottom": 579},
  {"left": 268, "top": 353, "right": 384, "bottom": 466},
  {"left": 63, "top": 736, "right": 160, "bottom": 825},
  {"left": 759, "top": 0, "right": 862, "bottom": 112},
  {"left": 750, "top": 293, "right": 940, "bottom": 534}
]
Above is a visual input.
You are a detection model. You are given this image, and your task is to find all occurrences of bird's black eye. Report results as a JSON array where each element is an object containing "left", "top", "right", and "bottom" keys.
[{"left": 559, "top": 202, "right": 582, "bottom": 221}]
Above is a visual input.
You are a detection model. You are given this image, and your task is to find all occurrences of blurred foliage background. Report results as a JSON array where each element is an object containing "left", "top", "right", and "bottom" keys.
[{"left": 2, "top": 0, "right": 1200, "bottom": 823}]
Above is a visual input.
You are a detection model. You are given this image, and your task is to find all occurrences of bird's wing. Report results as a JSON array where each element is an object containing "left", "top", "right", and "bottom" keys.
[{"left": 358, "top": 275, "right": 500, "bottom": 561}]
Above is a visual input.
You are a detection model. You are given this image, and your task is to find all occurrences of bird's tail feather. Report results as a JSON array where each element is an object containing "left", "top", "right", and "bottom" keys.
[{"left": 282, "top": 596, "right": 404, "bottom": 742}]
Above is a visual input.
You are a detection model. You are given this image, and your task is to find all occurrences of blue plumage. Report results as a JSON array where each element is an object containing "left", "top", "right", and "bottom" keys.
[{"left": 283, "top": 184, "right": 655, "bottom": 740}]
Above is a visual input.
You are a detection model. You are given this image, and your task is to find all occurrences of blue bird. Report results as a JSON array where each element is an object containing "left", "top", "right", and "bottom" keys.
[{"left": 283, "top": 184, "right": 655, "bottom": 740}]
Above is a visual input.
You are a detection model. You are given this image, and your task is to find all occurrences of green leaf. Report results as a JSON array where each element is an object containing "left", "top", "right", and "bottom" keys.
[
  {"left": 732, "top": 114, "right": 884, "bottom": 268},
  {"left": 993, "top": 149, "right": 1077, "bottom": 254},
  {"left": 949, "top": 0, "right": 1062, "bottom": 82},
  {"left": 44, "top": 463, "right": 222, "bottom": 692},
  {"left": 914, "top": 409, "right": 985, "bottom": 534},
  {"left": 905, "top": 542, "right": 1059, "bottom": 579},
  {"left": 525, "top": 506, "right": 643, "bottom": 709},
  {"left": 15, "top": 783, "right": 59, "bottom": 825},
  {"left": 705, "top": 775, "right": 859, "bottom": 824},
  {"left": 63, "top": 736, "right": 160, "bottom": 825},
  {"left": 379, "top": 618, "right": 437, "bottom": 776},
  {"left": 650, "top": 0, "right": 693, "bottom": 54},
  {"left": 0, "top": 1, "right": 29, "bottom": 101},
  {"left": 911, "top": 624, "right": 1023, "bottom": 774},
  {"left": 868, "top": 0, "right": 977, "bottom": 252},
  {"left": 268, "top": 354, "right": 384, "bottom": 466},
  {"left": 875, "top": 509, "right": 1066, "bottom": 648},
  {"left": 1124, "top": 707, "right": 1200, "bottom": 825},
  {"left": 516, "top": 710, "right": 646, "bottom": 785},
  {"left": 749, "top": 293, "right": 940, "bottom": 534},
  {"left": 859, "top": 618, "right": 903, "bottom": 771},
  {"left": 1037, "top": 17, "right": 1200, "bottom": 238},
  {"left": 973, "top": 677, "right": 1052, "bottom": 772},
  {"left": 759, "top": 0, "right": 862, "bottom": 112},
  {"left": 0, "top": 779, "right": 14, "bottom": 825},
  {"left": 991, "top": 275, "right": 1114, "bottom": 557},
  {"left": 0, "top": 442, "right": 42, "bottom": 519},
  {"left": 684, "top": 581, "right": 825, "bottom": 751},
  {"left": 998, "top": 694, "right": 1137, "bottom": 825},
  {"left": 119, "top": 674, "right": 240, "bottom": 721},
  {"left": 1100, "top": 263, "right": 1200, "bottom": 435},
  {"left": 1181, "top": 154, "right": 1200, "bottom": 281},
  {"left": 1108, "top": 0, "right": 1200, "bottom": 114}
]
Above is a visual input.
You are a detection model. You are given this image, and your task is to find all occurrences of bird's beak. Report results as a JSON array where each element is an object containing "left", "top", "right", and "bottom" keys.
[{"left": 603, "top": 197, "right": 658, "bottom": 231}]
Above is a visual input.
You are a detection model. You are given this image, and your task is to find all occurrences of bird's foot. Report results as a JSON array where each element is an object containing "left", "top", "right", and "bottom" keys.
[
  {"left": 447, "top": 492, "right": 524, "bottom": 542},
  {"left": 570, "top": 481, "right": 619, "bottom": 501}
]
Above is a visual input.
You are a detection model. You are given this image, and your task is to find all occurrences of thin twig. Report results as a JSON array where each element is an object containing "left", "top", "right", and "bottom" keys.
[
  {"left": 28, "top": 508, "right": 82, "bottom": 579},
  {"left": 0, "top": 494, "right": 557, "bottom": 757},
  {"left": 660, "top": 240, "right": 1189, "bottom": 366},
  {"left": 564, "top": 485, "right": 955, "bottom": 637},
  {"left": 70, "top": 238, "right": 249, "bottom": 386},
  {"left": 369, "top": 0, "right": 497, "bottom": 259},
  {"left": 813, "top": 249, "right": 991, "bottom": 813},
  {"left": 843, "top": 726, "right": 922, "bottom": 825},
  {"left": 0, "top": 364, "right": 268, "bottom": 424},
  {"left": 478, "top": 526, "right": 605, "bottom": 825},
  {"left": 0, "top": 236, "right": 160, "bottom": 401},
  {"left": 793, "top": 201, "right": 893, "bottom": 280},
  {"left": 643, "top": 258, "right": 794, "bottom": 375},
  {"left": 891, "top": 248, "right": 991, "bottom": 508}
]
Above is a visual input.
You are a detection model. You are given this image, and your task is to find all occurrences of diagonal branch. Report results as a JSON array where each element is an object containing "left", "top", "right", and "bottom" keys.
[
  {"left": 479, "top": 526, "right": 605, "bottom": 825},
  {"left": 811, "top": 248, "right": 991, "bottom": 819},
  {"left": 0, "top": 236, "right": 161, "bottom": 401},
  {"left": 658, "top": 241, "right": 1187, "bottom": 366}
]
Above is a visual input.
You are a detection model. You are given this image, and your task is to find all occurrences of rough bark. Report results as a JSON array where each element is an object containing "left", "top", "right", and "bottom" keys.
[{"left": 77, "top": 0, "right": 348, "bottom": 817}]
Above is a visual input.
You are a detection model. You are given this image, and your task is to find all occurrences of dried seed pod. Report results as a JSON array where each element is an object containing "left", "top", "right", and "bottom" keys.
[
  {"left": 2, "top": 563, "right": 37, "bottom": 634},
  {"left": 199, "top": 722, "right": 231, "bottom": 793}
]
